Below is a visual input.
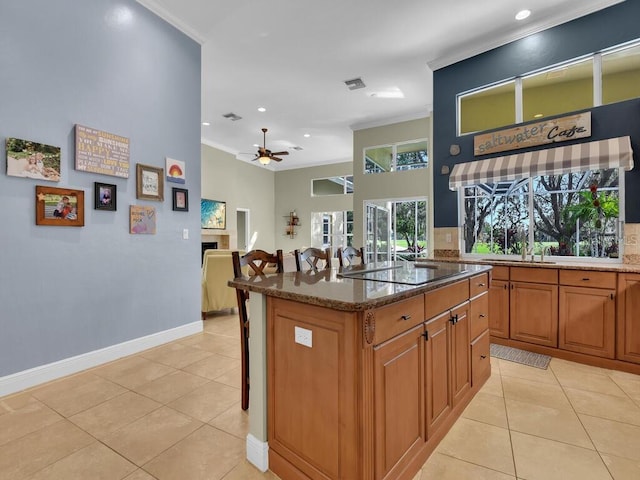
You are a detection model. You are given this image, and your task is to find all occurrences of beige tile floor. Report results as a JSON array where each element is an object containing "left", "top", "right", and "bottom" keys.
[{"left": 1, "top": 312, "right": 640, "bottom": 479}]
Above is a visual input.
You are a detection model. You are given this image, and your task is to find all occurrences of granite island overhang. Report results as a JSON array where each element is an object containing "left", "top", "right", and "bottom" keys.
[{"left": 228, "top": 261, "right": 493, "bottom": 480}]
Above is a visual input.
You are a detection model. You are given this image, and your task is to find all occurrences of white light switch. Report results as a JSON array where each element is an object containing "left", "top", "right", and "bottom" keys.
[
  {"left": 294, "top": 326, "right": 312, "bottom": 348},
  {"left": 182, "top": 228, "right": 189, "bottom": 240}
]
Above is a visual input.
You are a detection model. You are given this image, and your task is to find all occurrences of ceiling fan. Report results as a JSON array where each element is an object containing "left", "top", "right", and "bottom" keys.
[{"left": 253, "top": 128, "right": 289, "bottom": 165}]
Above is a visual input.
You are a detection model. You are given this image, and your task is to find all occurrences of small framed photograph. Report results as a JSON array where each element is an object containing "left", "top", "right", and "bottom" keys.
[
  {"left": 172, "top": 187, "right": 189, "bottom": 211},
  {"left": 94, "top": 182, "right": 117, "bottom": 211},
  {"left": 35, "top": 185, "right": 84, "bottom": 227},
  {"left": 136, "top": 163, "right": 164, "bottom": 201}
]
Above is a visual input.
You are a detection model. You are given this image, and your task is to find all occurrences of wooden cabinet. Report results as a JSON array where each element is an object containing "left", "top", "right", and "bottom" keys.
[
  {"left": 424, "top": 311, "right": 451, "bottom": 438},
  {"left": 471, "top": 330, "right": 491, "bottom": 387},
  {"left": 489, "top": 267, "right": 509, "bottom": 339},
  {"left": 374, "top": 324, "right": 425, "bottom": 480},
  {"left": 510, "top": 279, "right": 558, "bottom": 347},
  {"left": 617, "top": 273, "right": 640, "bottom": 364},
  {"left": 450, "top": 302, "right": 471, "bottom": 406},
  {"left": 559, "top": 270, "right": 616, "bottom": 358}
]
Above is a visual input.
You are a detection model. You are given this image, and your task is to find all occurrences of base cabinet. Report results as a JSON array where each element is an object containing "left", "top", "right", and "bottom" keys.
[
  {"left": 450, "top": 303, "right": 471, "bottom": 407},
  {"left": 559, "top": 285, "right": 615, "bottom": 358},
  {"left": 617, "top": 274, "right": 640, "bottom": 364},
  {"left": 489, "top": 279, "right": 509, "bottom": 338},
  {"left": 424, "top": 312, "right": 452, "bottom": 439},
  {"left": 373, "top": 325, "right": 425, "bottom": 480},
  {"left": 510, "top": 281, "right": 558, "bottom": 347}
]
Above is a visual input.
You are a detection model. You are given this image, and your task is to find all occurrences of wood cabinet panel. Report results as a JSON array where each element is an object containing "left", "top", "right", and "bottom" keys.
[
  {"left": 425, "top": 279, "right": 469, "bottom": 320},
  {"left": 470, "top": 273, "right": 489, "bottom": 298},
  {"left": 560, "top": 270, "right": 616, "bottom": 289},
  {"left": 510, "top": 267, "right": 558, "bottom": 284},
  {"left": 450, "top": 303, "right": 471, "bottom": 407},
  {"left": 424, "top": 312, "right": 451, "bottom": 439},
  {"left": 617, "top": 274, "right": 640, "bottom": 364},
  {"left": 470, "top": 292, "right": 489, "bottom": 341},
  {"left": 492, "top": 265, "right": 509, "bottom": 281},
  {"left": 489, "top": 279, "right": 509, "bottom": 339},
  {"left": 510, "top": 281, "right": 558, "bottom": 347},
  {"left": 471, "top": 330, "right": 491, "bottom": 387},
  {"left": 559, "top": 286, "right": 615, "bottom": 358},
  {"left": 374, "top": 325, "right": 425, "bottom": 480},
  {"left": 374, "top": 295, "right": 425, "bottom": 345}
]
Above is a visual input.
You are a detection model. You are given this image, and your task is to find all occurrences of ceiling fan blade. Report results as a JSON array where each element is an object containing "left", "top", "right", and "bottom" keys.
[
  {"left": 271, "top": 156, "right": 283, "bottom": 162},
  {"left": 270, "top": 151, "right": 289, "bottom": 156}
]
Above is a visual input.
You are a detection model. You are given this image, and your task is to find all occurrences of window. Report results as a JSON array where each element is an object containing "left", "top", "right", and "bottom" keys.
[
  {"left": 462, "top": 169, "right": 622, "bottom": 260},
  {"left": 602, "top": 43, "right": 640, "bottom": 105},
  {"left": 311, "top": 175, "right": 353, "bottom": 196},
  {"left": 459, "top": 81, "right": 515, "bottom": 134},
  {"left": 457, "top": 40, "right": 640, "bottom": 135},
  {"left": 311, "top": 211, "right": 353, "bottom": 250},
  {"left": 364, "top": 140, "right": 428, "bottom": 174}
]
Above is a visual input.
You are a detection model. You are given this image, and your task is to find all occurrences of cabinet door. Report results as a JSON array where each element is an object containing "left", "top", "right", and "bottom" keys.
[
  {"left": 489, "top": 279, "right": 509, "bottom": 339},
  {"left": 471, "top": 330, "right": 491, "bottom": 387},
  {"left": 559, "top": 286, "right": 615, "bottom": 358},
  {"left": 617, "top": 274, "right": 640, "bottom": 364},
  {"left": 424, "top": 311, "right": 451, "bottom": 439},
  {"left": 450, "top": 303, "right": 471, "bottom": 406},
  {"left": 510, "top": 282, "right": 558, "bottom": 347},
  {"left": 373, "top": 324, "right": 425, "bottom": 480}
]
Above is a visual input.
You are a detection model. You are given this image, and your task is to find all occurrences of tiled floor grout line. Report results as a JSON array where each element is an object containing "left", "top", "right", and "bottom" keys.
[{"left": 496, "top": 362, "right": 520, "bottom": 480}]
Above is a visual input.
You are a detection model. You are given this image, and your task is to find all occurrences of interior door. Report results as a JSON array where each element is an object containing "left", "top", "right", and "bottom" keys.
[{"left": 365, "top": 202, "right": 391, "bottom": 263}]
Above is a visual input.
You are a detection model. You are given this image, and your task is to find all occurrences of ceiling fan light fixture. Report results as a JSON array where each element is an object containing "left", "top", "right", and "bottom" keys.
[{"left": 258, "top": 155, "right": 271, "bottom": 165}]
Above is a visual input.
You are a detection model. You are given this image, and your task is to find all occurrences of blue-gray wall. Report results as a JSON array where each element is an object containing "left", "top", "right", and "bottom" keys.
[
  {"left": 0, "top": 0, "right": 201, "bottom": 376},
  {"left": 433, "top": 1, "right": 640, "bottom": 227}
]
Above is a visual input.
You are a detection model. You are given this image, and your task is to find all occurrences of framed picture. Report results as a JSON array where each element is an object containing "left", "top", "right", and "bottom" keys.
[
  {"left": 6, "top": 137, "right": 61, "bottom": 182},
  {"left": 166, "top": 158, "right": 185, "bottom": 184},
  {"left": 35, "top": 185, "right": 84, "bottom": 227},
  {"left": 136, "top": 163, "right": 164, "bottom": 201},
  {"left": 94, "top": 182, "right": 117, "bottom": 211},
  {"left": 201, "top": 199, "right": 226, "bottom": 229},
  {"left": 172, "top": 187, "right": 188, "bottom": 211},
  {"left": 130, "top": 205, "right": 156, "bottom": 234}
]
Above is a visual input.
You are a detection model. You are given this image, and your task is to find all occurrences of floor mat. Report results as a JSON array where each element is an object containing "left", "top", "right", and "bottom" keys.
[{"left": 490, "top": 343, "right": 551, "bottom": 369}]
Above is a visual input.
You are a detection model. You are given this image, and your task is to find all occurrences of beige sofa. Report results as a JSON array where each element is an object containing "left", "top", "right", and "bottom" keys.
[{"left": 201, "top": 250, "right": 243, "bottom": 318}]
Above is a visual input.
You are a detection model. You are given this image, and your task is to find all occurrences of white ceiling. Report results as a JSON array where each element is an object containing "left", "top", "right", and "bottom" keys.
[{"left": 137, "top": 0, "right": 622, "bottom": 170}]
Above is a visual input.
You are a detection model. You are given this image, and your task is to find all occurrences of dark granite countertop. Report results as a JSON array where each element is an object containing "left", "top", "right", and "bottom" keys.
[{"left": 228, "top": 261, "right": 492, "bottom": 312}]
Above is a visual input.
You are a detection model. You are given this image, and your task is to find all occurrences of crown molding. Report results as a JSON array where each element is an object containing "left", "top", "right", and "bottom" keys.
[
  {"left": 136, "top": 0, "right": 206, "bottom": 44},
  {"left": 428, "top": 0, "right": 624, "bottom": 70},
  {"left": 350, "top": 109, "right": 432, "bottom": 131}
]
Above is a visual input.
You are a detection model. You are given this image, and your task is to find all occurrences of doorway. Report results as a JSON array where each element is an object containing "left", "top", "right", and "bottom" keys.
[{"left": 236, "top": 208, "right": 250, "bottom": 251}]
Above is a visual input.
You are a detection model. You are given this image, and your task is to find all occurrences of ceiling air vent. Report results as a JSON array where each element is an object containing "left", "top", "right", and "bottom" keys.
[
  {"left": 222, "top": 112, "right": 242, "bottom": 121},
  {"left": 344, "top": 77, "right": 366, "bottom": 90}
]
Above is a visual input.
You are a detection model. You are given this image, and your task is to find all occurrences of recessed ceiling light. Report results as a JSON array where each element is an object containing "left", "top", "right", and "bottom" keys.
[
  {"left": 257, "top": 107, "right": 266, "bottom": 112},
  {"left": 515, "top": 9, "right": 531, "bottom": 20},
  {"left": 202, "top": 122, "right": 210, "bottom": 126},
  {"left": 303, "top": 133, "right": 311, "bottom": 138},
  {"left": 253, "top": 144, "right": 260, "bottom": 148}
]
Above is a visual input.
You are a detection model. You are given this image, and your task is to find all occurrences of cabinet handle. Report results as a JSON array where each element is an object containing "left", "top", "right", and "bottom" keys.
[
  {"left": 401, "top": 314, "right": 412, "bottom": 321},
  {"left": 610, "top": 293, "right": 614, "bottom": 300},
  {"left": 510, "top": 284, "right": 514, "bottom": 290},
  {"left": 582, "top": 278, "right": 590, "bottom": 281},
  {"left": 449, "top": 314, "right": 458, "bottom": 325},
  {"left": 503, "top": 284, "right": 508, "bottom": 290},
  {"left": 480, "top": 355, "right": 487, "bottom": 359},
  {"left": 478, "top": 283, "right": 486, "bottom": 287},
  {"left": 479, "top": 314, "right": 486, "bottom": 318},
  {"left": 422, "top": 330, "right": 429, "bottom": 342}
]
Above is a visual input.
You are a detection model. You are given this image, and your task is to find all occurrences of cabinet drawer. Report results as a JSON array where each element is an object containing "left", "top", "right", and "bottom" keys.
[
  {"left": 373, "top": 295, "right": 424, "bottom": 344},
  {"left": 470, "top": 273, "right": 489, "bottom": 298},
  {"left": 491, "top": 265, "right": 509, "bottom": 281},
  {"left": 471, "top": 330, "right": 491, "bottom": 387},
  {"left": 425, "top": 279, "right": 469, "bottom": 320},
  {"left": 510, "top": 267, "right": 558, "bottom": 284},
  {"left": 559, "top": 270, "right": 616, "bottom": 289},
  {"left": 470, "top": 292, "right": 489, "bottom": 341}
]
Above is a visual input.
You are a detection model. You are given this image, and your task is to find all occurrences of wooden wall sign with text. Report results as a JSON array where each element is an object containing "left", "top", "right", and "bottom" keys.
[
  {"left": 474, "top": 112, "right": 591, "bottom": 156},
  {"left": 75, "top": 124, "right": 130, "bottom": 178}
]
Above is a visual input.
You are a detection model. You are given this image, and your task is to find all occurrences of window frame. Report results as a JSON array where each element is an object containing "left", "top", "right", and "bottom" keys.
[
  {"left": 363, "top": 138, "right": 429, "bottom": 174},
  {"left": 311, "top": 175, "right": 354, "bottom": 197}
]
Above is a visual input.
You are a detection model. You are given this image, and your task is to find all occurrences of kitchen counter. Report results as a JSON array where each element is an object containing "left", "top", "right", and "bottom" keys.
[
  {"left": 421, "top": 257, "right": 640, "bottom": 273},
  {"left": 228, "top": 260, "right": 491, "bottom": 311}
]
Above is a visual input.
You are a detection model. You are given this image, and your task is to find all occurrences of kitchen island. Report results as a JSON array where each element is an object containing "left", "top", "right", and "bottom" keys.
[{"left": 229, "top": 261, "right": 492, "bottom": 480}]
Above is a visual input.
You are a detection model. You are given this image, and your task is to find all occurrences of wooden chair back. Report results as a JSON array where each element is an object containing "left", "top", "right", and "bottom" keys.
[
  {"left": 231, "top": 249, "right": 284, "bottom": 410},
  {"left": 337, "top": 246, "right": 365, "bottom": 267},
  {"left": 294, "top": 247, "right": 331, "bottom": 272}
]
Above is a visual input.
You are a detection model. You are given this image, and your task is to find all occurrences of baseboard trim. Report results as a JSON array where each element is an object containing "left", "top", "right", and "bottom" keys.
[
  {"left": 246, "top": 434, "right": 269, "bottom": 472},
  {"left": 0, "top": 320, "right": 203, "bottom": 397}
]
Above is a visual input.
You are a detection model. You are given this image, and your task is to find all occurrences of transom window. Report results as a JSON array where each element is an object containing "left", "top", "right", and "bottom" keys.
[
  {"left": 364, "top": 139, "right": 428, "bottom": 174},
  {"left": 311, "top": 175, "right": 353, "bottom": 196}
]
